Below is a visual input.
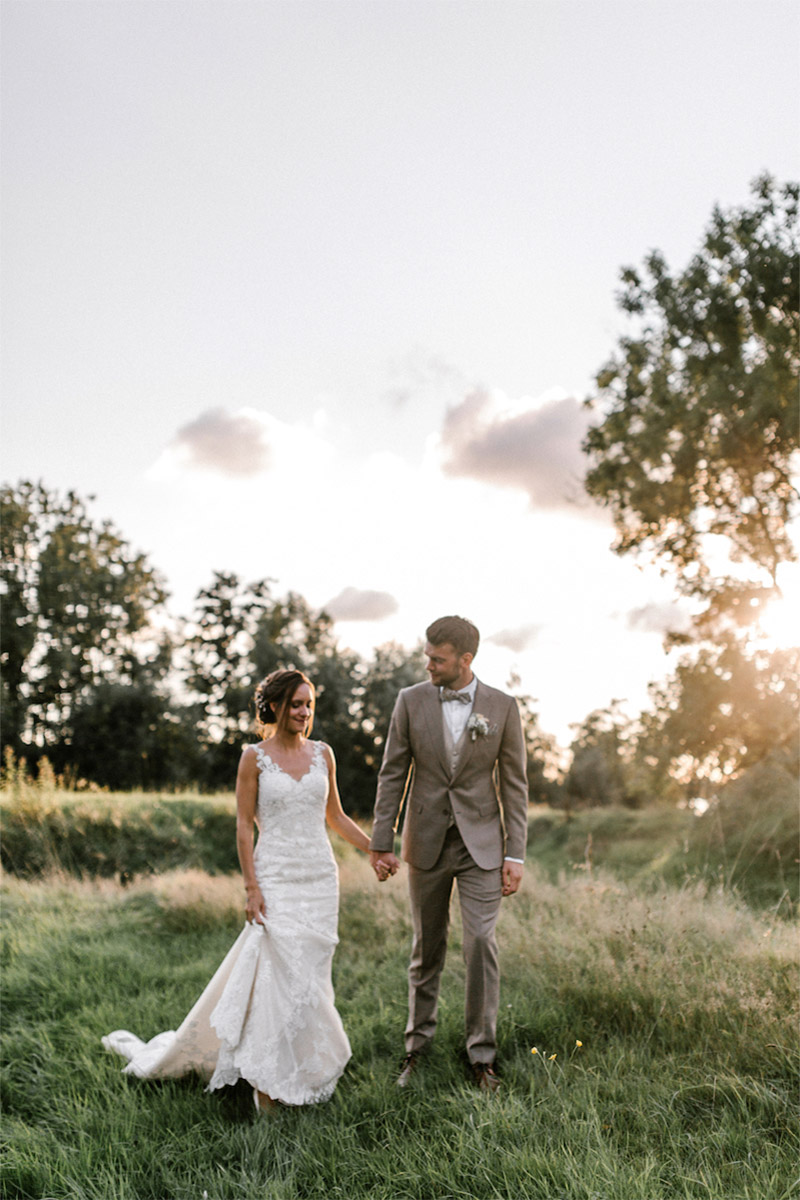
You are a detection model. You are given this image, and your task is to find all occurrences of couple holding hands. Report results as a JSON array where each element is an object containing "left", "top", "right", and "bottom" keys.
[{"left": 103, "top": 615, "right": 529, "bottom": 1108}]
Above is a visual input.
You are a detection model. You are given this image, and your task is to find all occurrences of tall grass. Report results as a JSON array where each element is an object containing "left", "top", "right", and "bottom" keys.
[
  {"left": 0, "top": 771, "right": 239, "bottom": 881},
  {"left": 2, "top": 849, "right": 797, "bottom": 1200},
  {"left": 526, "top": 796, "right": 798, "bottom": 914},
  {"left": 5, "top": 772, "right": 797, "bottom": 915}
]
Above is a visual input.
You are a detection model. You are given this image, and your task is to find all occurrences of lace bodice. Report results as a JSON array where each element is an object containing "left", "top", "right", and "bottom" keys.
[{"left": 252, "top": 740, "right": 334, "bottom": 884}]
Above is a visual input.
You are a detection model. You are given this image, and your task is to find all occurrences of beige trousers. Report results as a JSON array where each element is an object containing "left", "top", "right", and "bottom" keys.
[{"left": 405, "top": 825, "right": 503, "bottom": 1065}]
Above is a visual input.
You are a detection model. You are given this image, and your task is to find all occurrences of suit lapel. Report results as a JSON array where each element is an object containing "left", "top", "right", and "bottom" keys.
[
  {"left": 451, "top": 680, "right": 493, "bottom": 783},
  {"left": 421, "top": 682, "right": 450, "bottom": 776}
]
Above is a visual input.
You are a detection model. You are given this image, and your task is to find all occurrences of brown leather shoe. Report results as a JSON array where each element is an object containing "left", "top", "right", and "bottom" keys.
[
  {"left": 396, "top": 1051, "right": 421, "bottom": 1088},
  {"left": 471, "top": 1062, "right": 501, "bottom": 1093}
]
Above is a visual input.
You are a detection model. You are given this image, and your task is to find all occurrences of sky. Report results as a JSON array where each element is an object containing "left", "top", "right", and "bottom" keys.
[{"left": 2, "top": 0, "right": 799, "bottom": 744}]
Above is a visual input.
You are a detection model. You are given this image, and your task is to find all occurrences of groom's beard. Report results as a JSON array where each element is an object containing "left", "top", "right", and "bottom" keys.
[
  {"left": 428, "top": 670, "right": 457, "bottom": 688},
  {"left": 428, "top": 670, "right": 468, "bottom": 690}
]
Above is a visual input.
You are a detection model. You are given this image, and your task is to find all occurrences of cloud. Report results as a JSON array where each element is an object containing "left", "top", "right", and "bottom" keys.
[
  {"left": 149, "top": 404, "right": 336, "bottom": 486},
  {"left": 324, "top": 587, "right": 399, "bottom": 622},
  {"left": 487, "top": 623, "right": 542, "bottom": 653},
  {"left": 439, "top": 388, "right": 598, "bottom": 513},
  {"left": 384, "top": 347, "right": 464, "bottom": 408},
  {"left": 170, "top": 407, "right": 271, "bottom": 476},
  {"left": 626, "top": 602, "right": 691, "bottom": 635}
]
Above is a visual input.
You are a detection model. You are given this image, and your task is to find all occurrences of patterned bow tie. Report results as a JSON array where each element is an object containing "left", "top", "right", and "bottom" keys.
[{"left": 441, "top": 688, "right": 471, "bottom": 704}]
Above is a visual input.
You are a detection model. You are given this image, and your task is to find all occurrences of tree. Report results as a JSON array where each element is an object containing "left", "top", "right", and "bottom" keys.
[
  {"left": 507, "top": 674, "right": 564, "bottom": 807},
  {"left": 69, "top": 681, "right": 200, "bottom": 790},
  {"left": 338, "top": 640, "right": 425, "bottom": 815},
  {"left": 1, "top": 481, "right": 168, "bottom": 755},
  {"left": 583, "top": 175, "right": 799, "bottom": 631},
  {"left": 182, "top": 572, "right": 275, "bottom": 752},
  {"left": 356, "top": 640, "right": 425, "bottom": 764},
  {"left": 564, "top": 703, "right": 638, "bottom": 809},
  {"left": 182, "top": 573, "right": 372, "bottom": 791},
  {"left": 182, "top": 576, "right": 427, "bottom": 807},
  {"left": 581, "top": 178, "right": 799, "bottom": 797},
  {"left": 632, "top": 640, "right": 799, "bottom": 795},
  {"left": 182, "top": 573, "right": 300, "bottom": 786}
]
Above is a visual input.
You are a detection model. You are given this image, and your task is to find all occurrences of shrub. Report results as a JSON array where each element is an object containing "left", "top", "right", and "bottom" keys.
[{"left": 679, "top": 746, "right": 799, "bottom": 912}]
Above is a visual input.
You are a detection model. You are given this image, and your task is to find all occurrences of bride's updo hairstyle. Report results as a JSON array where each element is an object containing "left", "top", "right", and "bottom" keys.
[{"left": 254, "top": 669, "right": 314, "bottom": 736}]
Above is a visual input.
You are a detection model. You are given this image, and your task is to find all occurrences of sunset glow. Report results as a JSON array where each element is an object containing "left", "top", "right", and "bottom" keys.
[
  {"left": 3, "top": 2, "right": 798, "bottom": 744},
  {"left": 757, "top": 566, "right": 800, "bottom": 652}
]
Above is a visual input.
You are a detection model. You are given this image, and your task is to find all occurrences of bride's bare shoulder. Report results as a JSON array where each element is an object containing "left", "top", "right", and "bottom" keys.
[{"left": 239, "top": 743, "right": 264, "bottom": 765}]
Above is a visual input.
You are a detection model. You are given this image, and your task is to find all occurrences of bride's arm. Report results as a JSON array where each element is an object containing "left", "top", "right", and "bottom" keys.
[
  {"left": 322, "top": 744, "right": 371, "bottom": 853},
  {"left": 236, "top": 747, "right": 266, "bottom": 923}
]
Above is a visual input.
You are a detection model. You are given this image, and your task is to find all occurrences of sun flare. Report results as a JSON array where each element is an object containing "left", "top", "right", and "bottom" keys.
[{"left": 756, "top": 567, "right": 800, "bottom": 651}]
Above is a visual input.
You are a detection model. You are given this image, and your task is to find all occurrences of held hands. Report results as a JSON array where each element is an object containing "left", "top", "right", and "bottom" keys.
[
  {"left": 369, "top": 851, "right": 520, "bottom": 891},
  {"left": 502, "top": 860, "right": 524, "bottom": 897},
  {"left": 245, "top": 885, "right": 266, "bottom": 925},
  {"left": 370, "top": 850, "right": 400, "bottom": 883}
]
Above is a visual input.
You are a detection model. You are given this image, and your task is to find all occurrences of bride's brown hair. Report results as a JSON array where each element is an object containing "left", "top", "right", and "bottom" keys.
[{"left": 254, "top": 669, "right": 315, "bottom": 736}]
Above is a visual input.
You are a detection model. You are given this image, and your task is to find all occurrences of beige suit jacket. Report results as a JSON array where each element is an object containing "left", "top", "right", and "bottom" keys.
[{"left": 370, "top": 680, "right": 528, "bottom": 870}]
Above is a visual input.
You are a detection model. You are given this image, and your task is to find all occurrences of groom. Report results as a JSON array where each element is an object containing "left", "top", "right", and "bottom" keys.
[{"left": 369, "top": 615, "right": 528, "bottom": 1092}]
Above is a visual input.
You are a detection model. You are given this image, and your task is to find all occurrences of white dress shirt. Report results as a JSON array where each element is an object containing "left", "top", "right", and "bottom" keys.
[
  {"left": 440, "top": 676, "right": 524, "bottom": 865},
  {"left": 439, "top": 675, "right": 477, "bottom": 744}
]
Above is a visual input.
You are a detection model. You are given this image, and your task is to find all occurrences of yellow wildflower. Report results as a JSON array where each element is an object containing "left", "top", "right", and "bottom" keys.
[
  {"left": 548, "top": 1053, "right": 557, "bottom": 1061},
  {"left": 575, "top": 1040, "right": 583, "bottom": 1048},
  {"left": 530, "top": 1047, "right": 538, "bottom": 1055}
]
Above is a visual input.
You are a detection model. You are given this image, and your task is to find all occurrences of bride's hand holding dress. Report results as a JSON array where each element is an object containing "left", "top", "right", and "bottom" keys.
[{"left": 236, "top": 746, "right": 267, "bottom": 928}]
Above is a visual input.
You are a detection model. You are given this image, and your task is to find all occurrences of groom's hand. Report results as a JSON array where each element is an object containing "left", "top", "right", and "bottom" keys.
[
  {"left": 370, "top": 850, "right": 400, "bottom": 882},
  {"left": 502, "top": 860, "right": 524, "bottom": 897}
]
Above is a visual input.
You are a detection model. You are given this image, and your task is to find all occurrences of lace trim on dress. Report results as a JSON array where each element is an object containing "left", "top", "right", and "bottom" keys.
[{"left": 253, "top": 738, "right": 325, "bottom": 783}]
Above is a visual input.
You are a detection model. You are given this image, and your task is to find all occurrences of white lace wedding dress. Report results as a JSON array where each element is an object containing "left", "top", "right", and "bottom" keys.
[{"left": 102, "top": 740, "right": 351, "bottom": 1105}]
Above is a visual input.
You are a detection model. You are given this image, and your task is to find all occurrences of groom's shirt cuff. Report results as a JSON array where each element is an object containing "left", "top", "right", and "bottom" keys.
[{"left": 504, "top": 856, "right": 524, "bottom": 864}]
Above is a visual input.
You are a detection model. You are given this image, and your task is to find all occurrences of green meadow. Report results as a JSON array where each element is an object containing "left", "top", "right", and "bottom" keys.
[{"left": 2, "top": 787, "right": 798, "bottom": 1200}]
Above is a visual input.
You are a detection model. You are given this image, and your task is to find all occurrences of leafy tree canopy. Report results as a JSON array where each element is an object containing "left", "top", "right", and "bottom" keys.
[
  {"left": 564, "top": 702, "right": 637, "bottom": 809},
  {"left": 1, "top": 481, "right": 168, "bottom": 751},
  {"left": 179, "top": 571, "right": 427, "bottom": 805},
  {"left": 584, "top": 175, "right": 799, "bottom": 629},
  {"left": 634, "top": 640, "right": 799, "bottom": 793}
]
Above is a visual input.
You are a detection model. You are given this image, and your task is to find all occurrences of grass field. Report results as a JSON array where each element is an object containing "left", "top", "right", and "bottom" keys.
[
  {"left": 3, "top": 766, "right": 796, "bottom": 913},
  {"left": 2, "top": 817, "right": 798, "bottom": 1200}
]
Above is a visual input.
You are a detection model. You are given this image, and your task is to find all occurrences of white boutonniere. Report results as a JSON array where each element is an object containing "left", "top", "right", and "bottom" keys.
[{"left": 467, "top": 712, "right": 497, "bottom": 741}]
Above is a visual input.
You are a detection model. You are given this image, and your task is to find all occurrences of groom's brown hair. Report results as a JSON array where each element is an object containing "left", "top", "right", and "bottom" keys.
[{"left": 426, "top": 615, "right": 479, "bottom": 658}]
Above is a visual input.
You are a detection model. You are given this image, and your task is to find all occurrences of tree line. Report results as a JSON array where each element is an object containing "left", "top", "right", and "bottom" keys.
[
  {"left": 2, "top": 178, "right": 797, "bottom": 812},
  {"left": 0, "top": 484, "right": 564, "bottom": 811},
  {"left": 0, "top": 486, "right": 420, "bottom": 808}
]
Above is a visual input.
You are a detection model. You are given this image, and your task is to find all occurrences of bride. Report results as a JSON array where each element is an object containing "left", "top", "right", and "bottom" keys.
[{"left": 103, "top": 669, "right": 386, "bottom": 1109}]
